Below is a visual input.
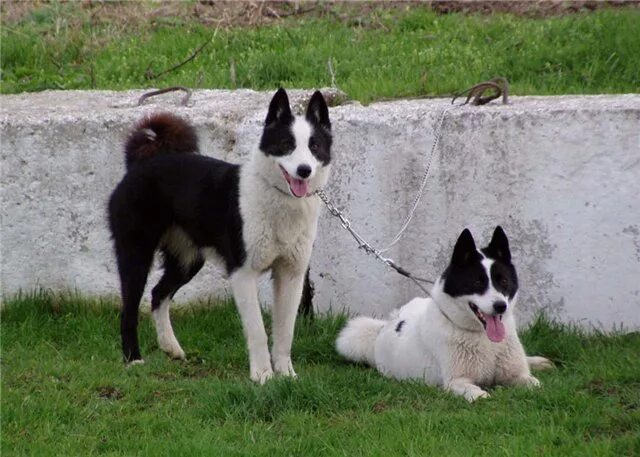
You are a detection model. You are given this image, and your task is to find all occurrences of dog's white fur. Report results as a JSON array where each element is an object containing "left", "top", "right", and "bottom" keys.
[
  {"left": 230, "top": 135, "right": 329, "bottom": 382},
  {"left": 337, "top": 274, "right": 552, "bottom": 402}
]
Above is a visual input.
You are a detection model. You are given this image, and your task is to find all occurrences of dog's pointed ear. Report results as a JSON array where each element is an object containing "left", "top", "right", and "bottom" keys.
[
  {"left": 486, "top": 225, "right": 511, "bottom": 262},
  {"left": 451, "top": 228, "right": 477, "bottom": 266},
  {"left": 306, "top": 91, "right": 331, "bottom": 130},
  {"left": 265, "top": 88, "right": 292, "bottom": 126}
]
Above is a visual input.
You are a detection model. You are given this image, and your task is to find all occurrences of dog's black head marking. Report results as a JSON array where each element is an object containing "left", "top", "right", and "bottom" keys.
[
  {"left": 265, "top": 88, "right": 293, "bottom": 126},
  {"left": 306, "top": 90, "right": 331, "bottom": 131},
  {"left": 306, "top": 91, "right": 332, "bottom": 165},
  {"left": 442, "top": 226, "right": 519, "bottom": 299},
  {"left": 259, "top": 89, "right": 332, "bottom": 166},
  {"left": 443, "top": 228, "right": 489, "bottom": 297},
  {"left": 482, "top": 225, "right": 511, "bottom": 263},
  {"left": 482, "top": 226, "right": 518, "bottom": 299},
  {"left": 260, "top": 88, "right": 296, "bottom": 158}
]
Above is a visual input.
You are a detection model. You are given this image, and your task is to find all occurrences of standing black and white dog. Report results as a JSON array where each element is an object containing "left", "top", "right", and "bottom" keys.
[
  {"left": 336, "top": 227, "right": 553, "bottom": 401},
  {"left": 108, "top": 89, "right": 332, "bottom": 383}
]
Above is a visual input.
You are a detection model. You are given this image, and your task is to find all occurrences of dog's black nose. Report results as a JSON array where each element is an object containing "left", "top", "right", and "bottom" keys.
[
  {"left": 493, "top": 301, "right": 507, "bottom": 315},
  {"left": 297, "top": 164, "right": 312, "bottom": 179}
]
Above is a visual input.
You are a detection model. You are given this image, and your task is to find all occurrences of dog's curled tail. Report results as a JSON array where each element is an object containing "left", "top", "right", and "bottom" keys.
[
  {"left": 336, "top": 316, "right": 386, "bottom": 367},
  {"left": 124, "top": 112, "right": 199, "bottom": 170}
]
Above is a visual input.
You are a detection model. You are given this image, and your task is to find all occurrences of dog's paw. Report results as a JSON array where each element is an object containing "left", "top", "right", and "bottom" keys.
[
  {"left": 126, "top": 359, "right": 145, "bottom": 368},
  {"left": 159, "top": 343, "right": 186, "bottom": 361},
  {"left": 465, "top": 388, "right": 490, "bottom": 403},
  {"left": 527, "top": 356, "right": 554, "bottom": 371},
  {"left": 518, "top": 375, "right": 541, "bottom": 388},
  {"left": 167, "top": 348, "right": 187, "bottom": 361},
  {"left": 251, "top": 367, "right": 274, "bottom": 385},
  {"left": 273, "top": 356, "right": 297, "bottom": 378},
  {"left": 447, "top": 379, "right": 490, "bottom": 403}
]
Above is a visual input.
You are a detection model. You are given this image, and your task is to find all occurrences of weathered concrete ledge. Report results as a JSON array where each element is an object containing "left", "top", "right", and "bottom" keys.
[{"left": 1, "top": 90, "right": 639, "bottom": 331}]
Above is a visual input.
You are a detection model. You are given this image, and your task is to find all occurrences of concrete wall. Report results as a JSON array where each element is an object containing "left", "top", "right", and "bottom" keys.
[{"left": 1, "top": 90, "right": 639, "bottom": 331}]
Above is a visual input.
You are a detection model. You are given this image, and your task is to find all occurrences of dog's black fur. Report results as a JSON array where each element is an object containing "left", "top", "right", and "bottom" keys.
[{"left": 108, "top": 113, "right": 246, "bottom": 361}]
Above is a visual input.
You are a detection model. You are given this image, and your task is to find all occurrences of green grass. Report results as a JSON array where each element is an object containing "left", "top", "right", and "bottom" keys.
[
  {"left": 2, "top": 292, "right": 639, "bottom": 456},
  {"left": 1, "top": 5, "right": 639, "bottom": 101}
]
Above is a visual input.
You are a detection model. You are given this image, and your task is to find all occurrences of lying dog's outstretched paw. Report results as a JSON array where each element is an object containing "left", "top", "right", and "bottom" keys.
[
  {"left": 448, "top": 379, "right": 490, "bottom": 403},
  {"left": 465, "top": 388, "right": 490, "bottom": 403},
  {"left": 527, "top": 356, "right": 554, "bottom": 371},
  {"left": 518, "top": 375, "right": 541, "bottom": 389},
  {"left": 126, "top": 359, "right": 145, "bottom": 368}
]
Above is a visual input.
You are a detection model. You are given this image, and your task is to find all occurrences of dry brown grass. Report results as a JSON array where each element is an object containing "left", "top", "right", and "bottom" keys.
[{"left": 3, "top": 0, "right": 638, "bottom": 29}]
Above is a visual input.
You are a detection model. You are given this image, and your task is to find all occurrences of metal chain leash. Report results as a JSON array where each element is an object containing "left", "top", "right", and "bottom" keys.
[
  {"left": 379, "top": 107, "right": 450, "bottom": 253},
  {"left": 313, "top": 107, "right": 460, "bottom": 297},
  {"left": 314, "top": 188, "right": 434, "bottom": 297}
]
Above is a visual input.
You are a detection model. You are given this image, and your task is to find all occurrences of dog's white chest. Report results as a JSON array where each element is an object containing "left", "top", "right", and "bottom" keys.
[
  {"left": 242, "top": 194, "right": 318, "bottom": 272},
  {"left": 447, "top": 334, "right": 500, "bottom": 385}
]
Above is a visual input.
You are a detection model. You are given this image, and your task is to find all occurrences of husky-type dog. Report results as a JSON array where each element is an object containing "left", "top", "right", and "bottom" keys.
[
  {"left": 336, "top": 226, "right": 553, "bottom": 402},
  {"left": 108, "top": 89, "right": 332, "bottom": 383}
]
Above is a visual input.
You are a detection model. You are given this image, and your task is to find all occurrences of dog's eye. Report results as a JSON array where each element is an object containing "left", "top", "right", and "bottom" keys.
[
  {"left": 309, "top": 142, "right": 319, "bottom": 152},
  {"left": 281, "top": 140, "right": 293, "bottom": 149},
  {"left": 494, "top": 274, "right": 507, "bottom": 287},
  {"left": 474, "top": 280, "right": 483, "bottom": 288}
]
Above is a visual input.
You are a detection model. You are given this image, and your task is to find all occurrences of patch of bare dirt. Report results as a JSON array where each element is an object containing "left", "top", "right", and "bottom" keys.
[
  {"left": 96, "top": 385, "right": 124, "bottom": 400},
  {"left": 2, "top": 1, "right": 638, "bottom": 28},
  {"left": 427, "top": 0, "right": 639, "bottom": 17}
]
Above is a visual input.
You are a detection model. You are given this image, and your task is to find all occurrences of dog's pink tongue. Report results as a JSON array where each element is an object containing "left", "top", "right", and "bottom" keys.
[
  {"left": 290, "top": 178, "right": 309, "bottom": 198},
  {"left": 486, "top": 316, "right": 506, "bottom": 343}
]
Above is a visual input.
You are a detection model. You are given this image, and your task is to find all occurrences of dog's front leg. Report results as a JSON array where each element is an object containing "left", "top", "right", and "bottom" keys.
[
  {"left": 230, "top": 268, "right": 273, "bottom": 384},
  {"left": 271, "top": 266, "right": 306, "bottom": 377},
  {"left": 447, "top": 377, "right": 490, "bottom": 402},
  {"left": 496, "top": 338, "right": 543, "bottom": 389}
]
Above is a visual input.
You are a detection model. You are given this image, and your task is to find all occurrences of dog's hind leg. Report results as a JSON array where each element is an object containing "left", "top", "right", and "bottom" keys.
[
  {"left": 115, "top": 240, "right": 156, "bottom": 364},
  {"left": 151, "top": 251, "right": 204, "bottom": 360},
  {"left": 271, "top": 266, "right": 306, "bottom": 377}
]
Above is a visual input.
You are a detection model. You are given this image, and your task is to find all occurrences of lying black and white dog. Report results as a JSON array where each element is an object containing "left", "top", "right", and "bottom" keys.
[{"left": 337, "top": 226, "right": 553, "bottom": 401}]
